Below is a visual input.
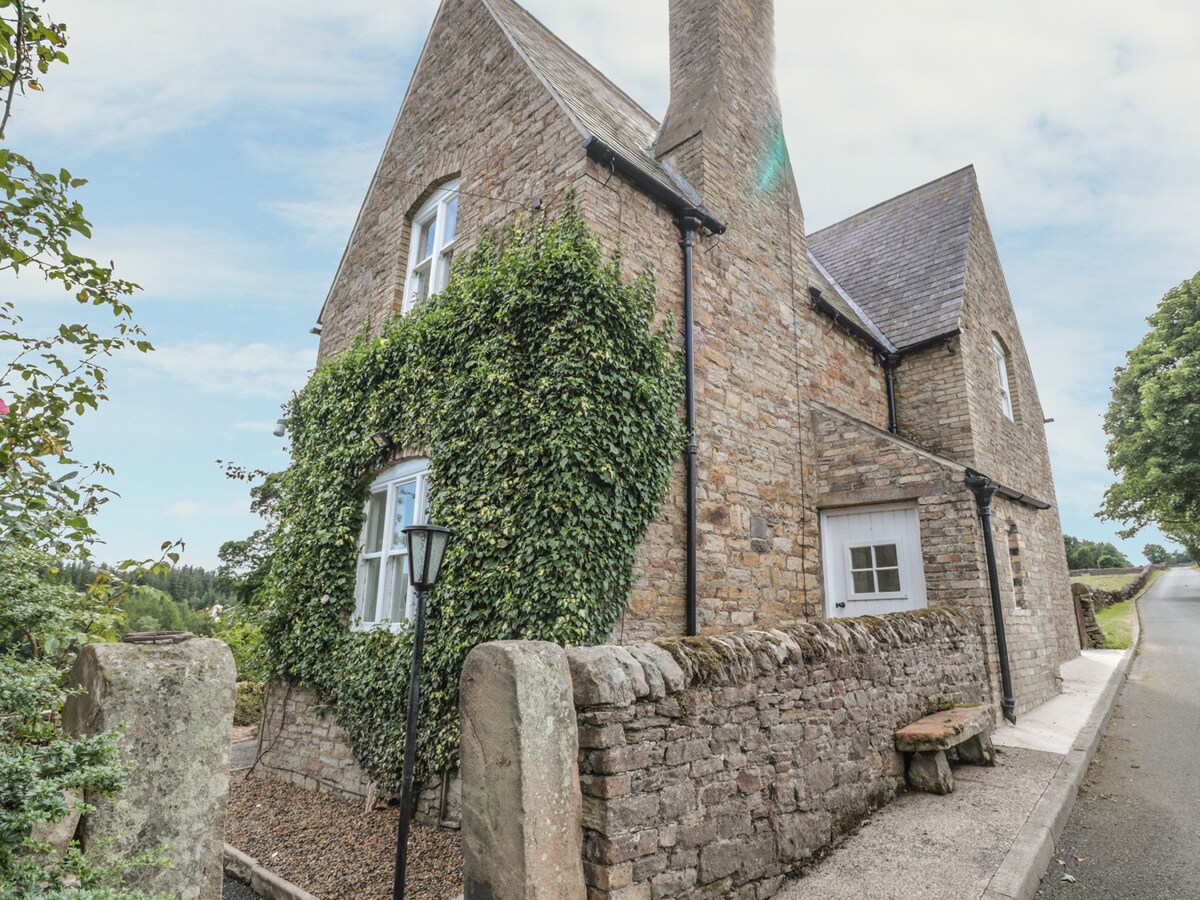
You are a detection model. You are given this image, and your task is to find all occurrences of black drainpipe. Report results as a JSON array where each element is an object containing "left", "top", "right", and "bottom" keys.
[
  {"left": 882, "top": 353, "right": 901, "bottom": 435},
  {"left": 965, "top": 470, "right": 1017, "bottom": 724},
  {"left": 678, "top": 215, "right": 702, "bottom": 637}
]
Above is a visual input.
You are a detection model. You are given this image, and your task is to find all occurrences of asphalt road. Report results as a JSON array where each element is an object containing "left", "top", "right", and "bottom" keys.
[{"left": 1037, "top": 567, "right": 1200, "bottom": 898}]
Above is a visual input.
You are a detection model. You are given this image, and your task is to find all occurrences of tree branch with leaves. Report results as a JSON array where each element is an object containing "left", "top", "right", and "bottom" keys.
[{"left": 1101, "top": 271, "right": 1200, "bottom": 552}]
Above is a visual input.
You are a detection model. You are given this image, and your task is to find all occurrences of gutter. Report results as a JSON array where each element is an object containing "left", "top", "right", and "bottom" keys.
[
  {"left": 882, "top": 353, "right": 901, "bottom": 435},
  {"left": 679, "top": 216, "right": 702, "bottom": 637},
  {"left": 583, "top": 136, "right": 726, "bottom": 236},
  {"left": 582, "top": 135, "right": 727, "bottom": 637},
  {"left": 965, "top": 470, "right": 1018, "bottom": 725}
]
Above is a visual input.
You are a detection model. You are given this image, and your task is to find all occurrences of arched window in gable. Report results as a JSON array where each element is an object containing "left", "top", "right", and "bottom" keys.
[
  {"left": 404, "top": 180, "right": 460, "bottom": 312},
  {"left": 992, "top": 333, "right": 1015, "bottom": 421}
]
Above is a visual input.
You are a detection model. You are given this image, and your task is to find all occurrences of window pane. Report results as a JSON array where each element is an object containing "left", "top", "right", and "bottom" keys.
[
  {"left": 419, "top": 218, "right": 436, "bottom": 260},
  {"left": 850, "top": 546, "right": 872, "bottom": 570},
  {"left": 852, "top": 571, "right": 875, "bottom": 594},
  {"left": 437, "top": 249, "right": 454, "bottom": 291},
  {"left": 364, "top": 492, "right": 386, "bottom": 553},
  {"left": 877, "top": 569, "right": 902, "bottom": 592},
  {"left": 392, "top": 480, "right": 418, "bottom": 548},
  {"left": 358, "top": 558, "right": 381, "bottom": 622},
  {"left": 411, "top": 266, "right": 429, "bottom": 305},
  {"left": 386, "top": 558, "right": 410, "bottom": 621},
  {"left": 874, "top": 544, "right": 898, "bottom": 567},
  {"left": 442, "top": 195, "right": 458, "bottom": 244}
]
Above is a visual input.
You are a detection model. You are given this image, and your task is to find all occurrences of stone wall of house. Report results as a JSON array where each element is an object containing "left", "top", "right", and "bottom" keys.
[
  {"left": 567, "top": 610, "right": 988, "bottom": 899},
  {"left": 256, "top": 681, "right": 374, "bottom": 800},
  {"left": 316, "top": 0, "right": 588, "bottom": 360},
  {"left": 255, "top": 681, "right": 463, "bottom": 823},
  {"left": 956, "top": 186, "right": 1078, "bottom": 668},
  {"left": 892, "top": 334, "right": 974, "bottom": 463},
  {"left": 317, "top": 0, "right": 895, "bottom": 645},
  {"left": 813, "top": 404, "right": 1064, "bottom": 714}
]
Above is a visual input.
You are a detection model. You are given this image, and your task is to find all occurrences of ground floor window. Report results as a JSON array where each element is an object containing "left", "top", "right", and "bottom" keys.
[
  {"left": 354, "top": 458, "right": 431, "bottom": 630},
  {"left": 849, "top": 542, "right": 903, "bottom": 595}
]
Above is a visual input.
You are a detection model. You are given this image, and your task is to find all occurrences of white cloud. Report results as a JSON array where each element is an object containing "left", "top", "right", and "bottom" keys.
[
  {"left": 19, "top": 0, "right": 437, "bottom": 146},
  {"left": 136, "top": 341, "right": 316, "bottom": 399},
  {"left": 2, "top": 224, "right": 307, "bottom": 307},
  {"left": 167, "top": 498, "right": 248, "bottom": 520}
]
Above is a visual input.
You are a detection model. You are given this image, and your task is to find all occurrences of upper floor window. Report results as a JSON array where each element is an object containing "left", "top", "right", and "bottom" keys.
[
  {"left": 992, "top": 334, "right": 1014, "bottom": 420},
  {"left": 405, "top": 181, "right": 459, "bottom": 312},
  {"left": 355, "top": 458, "right": 431, "bottom": 629}
]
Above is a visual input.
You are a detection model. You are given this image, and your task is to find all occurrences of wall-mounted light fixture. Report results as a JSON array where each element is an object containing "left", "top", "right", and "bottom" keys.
[
  {"left": 273, "top": 419, "right": 286, "bottom": 438},
  {"left": 371, "top": 432, "right": 396, "bottom": 453},
  {"left": 310, "top": 325, "right": 323, "bottom": 336}
]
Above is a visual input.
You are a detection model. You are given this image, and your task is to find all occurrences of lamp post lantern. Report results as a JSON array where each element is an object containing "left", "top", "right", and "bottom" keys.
[{"left": 392, "top": 523, "right": 452, "bottom": 900}]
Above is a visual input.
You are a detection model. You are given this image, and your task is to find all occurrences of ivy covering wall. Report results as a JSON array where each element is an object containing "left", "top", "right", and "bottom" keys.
[{"left": 262, "top": 208, "right": 683, "bottom": 785}]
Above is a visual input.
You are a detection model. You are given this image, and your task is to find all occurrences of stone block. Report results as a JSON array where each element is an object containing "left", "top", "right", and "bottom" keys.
[
  {"left": 907, "top": 750, "right": 954, "bottom": 794},
  {"left": 568, "top": 646, "right": 637, "bottom": 708},
  {"left": 957, "top": 731, "right": 996, "bottom": 766},
  {"left": 64, "top": 638, "right": 235, "bottom": 900},
  {"left": 460, "top": 641, "right": 585, "bottom": 899}
]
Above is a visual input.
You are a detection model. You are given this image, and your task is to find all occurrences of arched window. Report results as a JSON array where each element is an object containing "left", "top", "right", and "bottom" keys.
[
  {"left": 404, "top": 180, "right": 459, "bottom": 312},
  {"left": 354, "top": 458, "right": 431, "bottom": 629},
  {"left": 992, "top": 334, "right": 1014, "bottom": 421}
]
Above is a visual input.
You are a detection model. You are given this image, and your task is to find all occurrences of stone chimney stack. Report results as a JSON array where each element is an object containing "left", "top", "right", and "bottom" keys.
[{"left": 655, "top": 0, "right": 789, "bottom": 216}]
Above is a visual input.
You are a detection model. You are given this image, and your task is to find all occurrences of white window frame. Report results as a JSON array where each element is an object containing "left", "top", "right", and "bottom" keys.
[
  {"left": 993, "top": 334, "right": 1014, "bottom": 420},
  {"left": 404, "top": 181, "right": 460, "bottom": 312},
  {"left": 353, "top": 458, "right": 431, "bottom": 631},
  {"left": 842, "top": 538, "right": 908, "bottom": 601}
]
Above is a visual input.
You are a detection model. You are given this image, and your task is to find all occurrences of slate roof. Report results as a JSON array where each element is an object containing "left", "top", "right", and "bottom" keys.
[
  {"left": 808, "top": 166, "right": 977, "bottom": 351},
  {"left": 481, "top": 0, "right": 701, "bottom": 208}
]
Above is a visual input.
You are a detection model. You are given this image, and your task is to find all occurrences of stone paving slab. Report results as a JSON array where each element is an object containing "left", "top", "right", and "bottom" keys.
[
  {"left": 777, "top": 746, "right": 1061, "bottom": 900},
  {"left": 778, "top": 646, "right": 1134, "bottom": 900}
]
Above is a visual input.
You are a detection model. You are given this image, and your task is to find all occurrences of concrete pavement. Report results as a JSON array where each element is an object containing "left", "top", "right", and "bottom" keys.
[{"left": 778, "top": 621, "right": 1135, "bottom": 899}]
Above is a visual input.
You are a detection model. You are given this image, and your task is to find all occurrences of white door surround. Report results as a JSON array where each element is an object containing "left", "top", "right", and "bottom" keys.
[{"left": 820, "top": 502, "right": 928, "bottom": 618}]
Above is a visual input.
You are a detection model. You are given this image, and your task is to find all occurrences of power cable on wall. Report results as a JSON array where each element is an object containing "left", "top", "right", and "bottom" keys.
[{"left": 784, "top": 194, "right": 812, "bottom": 617}]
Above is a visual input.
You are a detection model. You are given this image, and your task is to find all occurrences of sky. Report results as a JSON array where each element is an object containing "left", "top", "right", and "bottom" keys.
[{"left": 7, "top": 0, "right": 1199, "bottom": 569}]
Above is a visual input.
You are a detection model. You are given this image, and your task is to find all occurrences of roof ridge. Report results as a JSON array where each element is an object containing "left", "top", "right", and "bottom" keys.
[
  {"left": 809, "top": 164, "right": 977, "bottom": 239},
  {"left": 480, "top": 0, "right": 661, "bottom": 136}
]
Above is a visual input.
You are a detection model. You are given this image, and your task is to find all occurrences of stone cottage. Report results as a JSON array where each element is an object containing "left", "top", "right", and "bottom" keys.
[{"left": 261, "top": 0, "right": 1079, "bottom": 802}]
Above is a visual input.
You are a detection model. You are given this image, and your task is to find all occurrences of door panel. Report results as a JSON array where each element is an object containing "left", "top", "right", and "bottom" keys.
[{"left": 820, "top": 503, "right": 927, "bottom": 618}]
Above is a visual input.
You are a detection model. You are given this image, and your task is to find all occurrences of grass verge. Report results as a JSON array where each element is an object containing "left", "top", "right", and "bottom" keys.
[
  {"left": 1096, "top": 600, "right": 1135, "bottom": 649},
  {"left": 1094, "top": 569, "right": 1165, "bottom": 649},
  {"left": 1072, "top": 572, "right": 1141, "bottom": 591}
]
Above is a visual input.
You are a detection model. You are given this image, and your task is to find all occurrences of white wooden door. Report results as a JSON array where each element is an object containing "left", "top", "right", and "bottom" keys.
[{"left": 820, "top": 503, "right": 928, "bottom": 618}]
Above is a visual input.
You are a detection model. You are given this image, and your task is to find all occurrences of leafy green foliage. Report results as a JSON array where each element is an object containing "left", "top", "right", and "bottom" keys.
[
  {"left": 1063, "top": 534, "right": 1132, "bottom": 570},
  {"left": 263, "top": 208, "right": 682, "bottom": 786},
  {"left": 1, "top": 4, "right": 170, "bottom": 893},
  {"left": 1142, "top": 543, "right": 1191, "bottom": 566},
  {"left": 1101, "top": 272, "right": 1200, "bottom": 548},
  {"left": 0, "top": 545, "right": 158, "bottom": 895}
]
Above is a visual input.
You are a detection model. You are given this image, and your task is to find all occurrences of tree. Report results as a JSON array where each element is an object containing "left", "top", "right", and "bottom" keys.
[
  {"left": 1, "top": 2, "right": 166, "bottom": 891},
  {"left": 1101, "top": 272, "right": 1200, "bottom": 550},
  {"left": 1143, "top": 543, "right": 1169, "bottom": 564},
  {"left": 1062, "top": 534, "right": 1132, "bottom": 570}
]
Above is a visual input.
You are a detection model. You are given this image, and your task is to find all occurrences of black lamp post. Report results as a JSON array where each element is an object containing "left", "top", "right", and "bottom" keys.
[{"left": 392, "top": 523, "right": 452, "bottom": 900}]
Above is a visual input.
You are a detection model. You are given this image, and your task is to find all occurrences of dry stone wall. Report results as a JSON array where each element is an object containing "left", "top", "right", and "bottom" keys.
[{"left": 567, "top": 609, "right": 987, "bottom": 899}]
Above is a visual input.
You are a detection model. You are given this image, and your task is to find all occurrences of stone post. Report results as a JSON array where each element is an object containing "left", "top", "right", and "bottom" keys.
[
  {"left": 460, "top": 641, "right": 585, "bottom": 900},
  {"left": 64, "top": 638, "right": 235, "bottom": 900}
]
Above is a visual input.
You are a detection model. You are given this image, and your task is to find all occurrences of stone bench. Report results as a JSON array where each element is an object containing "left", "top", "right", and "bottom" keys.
[{"left": 894, "top": 705, "right": 995, "bottom": 794}]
